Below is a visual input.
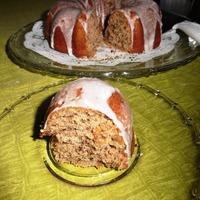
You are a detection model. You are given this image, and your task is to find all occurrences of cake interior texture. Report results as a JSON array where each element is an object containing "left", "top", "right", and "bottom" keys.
[
  {"left": 46, "top": 107, "right": 129, "bottom": 170},
  {"left": 105, "top": 10, "right": 144, "bottom": 53}
]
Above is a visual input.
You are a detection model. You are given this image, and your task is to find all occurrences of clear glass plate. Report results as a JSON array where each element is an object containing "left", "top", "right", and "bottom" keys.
[
  {"left": 7, "top": 22, "right": 200, "bottom": 78},
  {"left": 0, "top": 78, "right": 199, "bottom": 193},
  {"left": 44, "top": 135, "right": 140, "bottom": 187}
]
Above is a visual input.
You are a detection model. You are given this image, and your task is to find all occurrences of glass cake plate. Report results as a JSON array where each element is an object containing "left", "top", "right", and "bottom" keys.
[
  {"left": 44, "top": 135, "right": 140, "bottom": 187},
  {"left": 7, "top": 21, "right": 200, "bottom": 78},
  {"left": 0, "top": 78, "right": 199, "bottom": 191}
]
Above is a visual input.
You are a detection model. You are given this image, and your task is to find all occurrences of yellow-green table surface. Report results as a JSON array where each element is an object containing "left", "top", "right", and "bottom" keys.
[{"left": 0, "top": 1, "right": 200, "bottom": 199}]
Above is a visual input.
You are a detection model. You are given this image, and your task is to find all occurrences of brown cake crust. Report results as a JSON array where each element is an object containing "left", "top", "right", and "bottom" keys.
[
  {"left": 53, "top": 26, "right": 68, "bottom": 53},
  {"left": 72, "top": 12, "right": 102, "bottom": 58}
]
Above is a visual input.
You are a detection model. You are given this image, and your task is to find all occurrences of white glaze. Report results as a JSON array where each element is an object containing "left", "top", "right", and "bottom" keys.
[
  {"left": 43, "top": 78, "right": 133, "bottom": 160},
  {"left": 119, "top": 0, "right": 162, "bottom": 51},
  {"left": 51, "top": 8, "right": 81, "bottom": 56}
]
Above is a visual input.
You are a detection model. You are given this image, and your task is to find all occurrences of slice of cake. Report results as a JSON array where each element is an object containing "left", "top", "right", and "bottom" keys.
[{"left": 40, "top": 78, "right": 135, "bottom": 170}]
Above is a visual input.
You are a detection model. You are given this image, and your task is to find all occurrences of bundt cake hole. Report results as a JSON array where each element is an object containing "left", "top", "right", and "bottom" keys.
[{"left": 47, "top": 107, "right": 128, "bottom": 169}]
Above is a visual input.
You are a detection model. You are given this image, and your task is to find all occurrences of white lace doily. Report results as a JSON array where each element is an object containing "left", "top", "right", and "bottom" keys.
[{"left": 24, "top": 21, "right": 180, "bottom": 67}]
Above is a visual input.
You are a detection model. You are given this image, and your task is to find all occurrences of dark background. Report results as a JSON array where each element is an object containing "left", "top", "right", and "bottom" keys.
[{"left": 155, "top": 0, "right": 200, "bottom": 23}]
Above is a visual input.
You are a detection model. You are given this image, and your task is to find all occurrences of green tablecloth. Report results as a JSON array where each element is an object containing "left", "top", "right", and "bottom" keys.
[{"left": 0, "top": 1, "right": 200, "bottom": 199}]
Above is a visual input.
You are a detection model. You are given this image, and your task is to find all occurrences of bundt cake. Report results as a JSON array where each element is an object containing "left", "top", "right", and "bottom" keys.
[
  {"left": 45, "top": 0, "right": 162, "bottom": 58},
  {"left": 40, "top": 78, "right": 134, "bottom": 170}
]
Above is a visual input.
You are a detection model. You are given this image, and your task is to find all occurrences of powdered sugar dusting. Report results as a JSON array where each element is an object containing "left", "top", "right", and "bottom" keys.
[{"left": 24, "top": 21, "right": 180, "bottom": 66}]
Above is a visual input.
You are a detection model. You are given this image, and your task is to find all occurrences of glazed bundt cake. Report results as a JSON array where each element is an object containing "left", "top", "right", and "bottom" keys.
[
  {"left": 40, "top": 78, "right": 134, "bottom": 170},
  {"left": 45, "top": 0, "right": 162, "bottom": 58}
]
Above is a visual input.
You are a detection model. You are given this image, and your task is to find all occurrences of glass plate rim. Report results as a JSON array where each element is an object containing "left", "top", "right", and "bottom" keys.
[
  {"left": 7, "top": 21, "right": 200, "bottom": 78},
  {"left": 43, "top": 136, "right": 140, "bottom": 187}
]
